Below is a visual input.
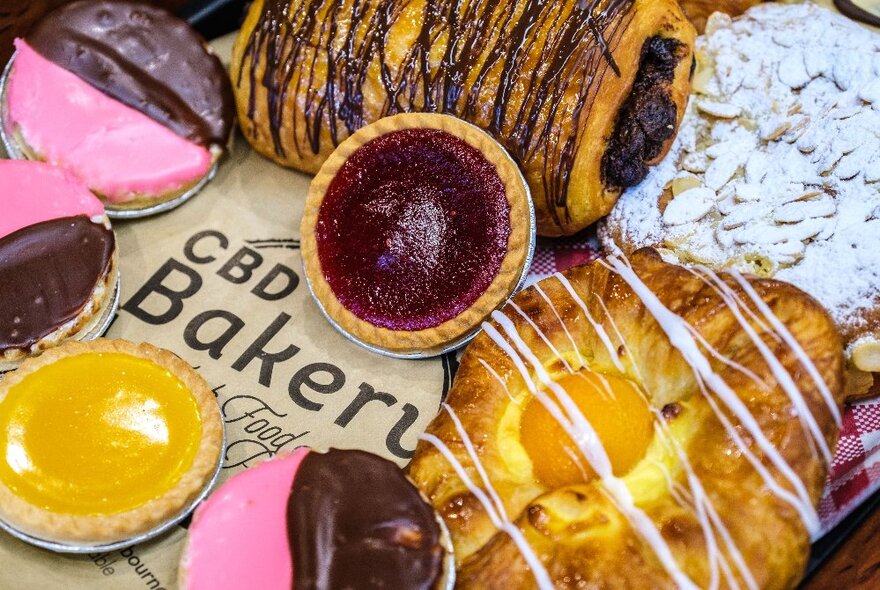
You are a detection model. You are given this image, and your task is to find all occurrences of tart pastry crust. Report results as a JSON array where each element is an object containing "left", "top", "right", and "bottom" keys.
[
  {"left": 301, "top": 113, "right": 533, "bottom": 356},
  {"left": 0, "top": 339, "right": 223, "bottom": 545}
]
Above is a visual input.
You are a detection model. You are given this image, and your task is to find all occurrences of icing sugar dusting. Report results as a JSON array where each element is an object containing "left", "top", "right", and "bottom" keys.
[{"left": 601, "top": 3, "right": 880, "bottom": 341}]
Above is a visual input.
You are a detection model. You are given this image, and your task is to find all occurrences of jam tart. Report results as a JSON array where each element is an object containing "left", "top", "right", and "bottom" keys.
[
  {"left": 300, "top": 113, "right": 535, "bottom": 357},
  {"left": 0, "top": 339, "right": 223, "bottom": 548}
]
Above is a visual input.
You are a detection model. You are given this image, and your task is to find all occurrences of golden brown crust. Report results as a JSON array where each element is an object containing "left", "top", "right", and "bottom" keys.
[
  {"left": 0, "top": 339, "right": 223, "bottom": 544},
  {"left": 408, "top": 249, "right": 846, "bottom": 589},
  {"left": 232, "top": 0, "right": 695, "bottom": 236},
  {"left": 301, "top": 113, "right": 533, "bottom": 355},
  {"left": 678, "top": 0, "right": 763, "bottom": 32}
]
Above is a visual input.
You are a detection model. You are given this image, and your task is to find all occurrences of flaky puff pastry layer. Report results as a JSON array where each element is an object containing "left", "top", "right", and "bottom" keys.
[
  {"left": 408, "top": 249, "right": 846, "bottom": 589},
  {"left": 678, "top": 0, "right": 763, "bottom": 32},
  {"left": 232, "top": 0, "right": 695, "bottom": 236}
]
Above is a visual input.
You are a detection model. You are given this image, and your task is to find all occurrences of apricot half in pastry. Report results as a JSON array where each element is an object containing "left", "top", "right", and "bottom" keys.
[
  {"left": 301, "top": 113, "right": 535, "bottom": 358},
  {"left": 0, "top": 339, "right": 223, "bottom": 549},
  {"left": 409, "top": 249, "right": 846, "bottom": 588}
]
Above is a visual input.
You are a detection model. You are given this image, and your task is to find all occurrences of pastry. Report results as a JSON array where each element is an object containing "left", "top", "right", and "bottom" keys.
[
  {"left": 0, "top": 160, "right": 118, "bottom": 370},
  {"left": 408, "top": 249, "right": 846, "bottom": 589},
  {"left": 678, "top": 0, "right": 763, "bottom": 32},
  {"left": 0, "top": 339, "right": 223, "bottom": 547},
  {"left": 179, "top": 448, "right": 454, "bottom": 590},
  {"left": 300, "top": 113, "right": 534, "bottom": 357},
  {"left": 1, "top": 0, "right": 234, "bottom": 217},
  {"left": 232, "top": 0, "right": 696, "bottom": 236},
  {"left": 601, "top": 3, "right": 880, "bottom": 396}
]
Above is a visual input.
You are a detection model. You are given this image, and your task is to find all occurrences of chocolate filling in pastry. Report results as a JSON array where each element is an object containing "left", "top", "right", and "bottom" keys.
[{"left": 602, "top": 36, "right": 687, "bottom": 189}]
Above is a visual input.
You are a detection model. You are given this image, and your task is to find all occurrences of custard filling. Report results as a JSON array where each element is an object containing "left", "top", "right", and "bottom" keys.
[
  {"left": 519, "top": 369, "right": 653, "bottom": 488},
  {"left": 0, "top": 352, "right": 202, "bottom": 515}
]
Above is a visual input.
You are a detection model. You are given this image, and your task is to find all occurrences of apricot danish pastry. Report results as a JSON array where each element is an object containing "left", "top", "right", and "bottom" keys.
[
  {"left": 408, "top": 249, "right": 846, "bottom": 589},
  {"left": 232, "top": 0, "right": 695, "bottom": 236}
]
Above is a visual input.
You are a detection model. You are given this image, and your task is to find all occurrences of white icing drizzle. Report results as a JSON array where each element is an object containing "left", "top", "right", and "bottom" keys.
[
  {"left": 729, "top": 270, "right": 842, "bottom": 426},
  {"left": 684, "top": 322, "right": 767, "bottom": 390},
  {"left": 583, "top": 303, "right": 757, "bottom": 589},
  {"left": 554, "top": 273, "right": 626, "bottom": 372},
  {"left": 600, "top": 304, "right": 758, "bottom": 590},
  {"left": 419, "top": 426, "right": 555, "bottom": 589},
  {"left": 602, "top": 255, "right": 821, "bottom": 536},
  {"left": 534, "top": 283, "right": 585, "bottom": 366},
  {"left": 441, "top": 402, "right": 509, "bottom": 520},
  {"left": 484, "top": 314, "right": 699, "bottom": 589},
  {"left": 692, "top": 267, "right": 833, "bottom": 463},
  {"left": 509, "top": 301, "right": 574, "bottom": 373},
  {"left": 478, "top": 358, "right": 520, "bottom": 404}
]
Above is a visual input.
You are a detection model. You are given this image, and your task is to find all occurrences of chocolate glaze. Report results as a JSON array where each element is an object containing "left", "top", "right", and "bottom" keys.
[
  {"left": 288, "top": 449, "right": 444, "bottom": 590},
  {"left": 0, "top": 216, "right": 114, "bottom": 352},
  {"left": 239, "top": 0, "right": 684, "bottom": 229},
  {"left": 0, "top": 0, "right": 190, "bottom": 67},
  {"left": 316, "top": 128, "right": 511, "bottom": 332},
  {"left": 26, "top": 0, "right": 234, "bottom": 147},
  {"left": 835, "top": 0, "right": 880, "bottom": 27},
  {"left": 602, "top": 36, "right": 686, "bottom": 188}
]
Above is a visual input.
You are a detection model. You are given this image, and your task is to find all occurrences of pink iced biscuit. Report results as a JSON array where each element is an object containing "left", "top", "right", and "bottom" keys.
[
  {"left": 6, "top": 40, "right": 213, "bottom": 204},
  {"left": 183, "top": 449, "right": 309, "bottom": 590},
  {"left": 0, "top": 160, "right": 104, "bottom": 239}
]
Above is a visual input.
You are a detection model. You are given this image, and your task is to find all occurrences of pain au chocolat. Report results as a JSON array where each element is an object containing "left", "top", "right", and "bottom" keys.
[{"left": 232, "top": 0, "right": 695, "bottom": 236}]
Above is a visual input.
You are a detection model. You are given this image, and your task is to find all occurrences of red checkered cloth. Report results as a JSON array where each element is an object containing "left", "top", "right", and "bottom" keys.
[{"left": 528, "top": 236, "right": 880, "bottom": 536}]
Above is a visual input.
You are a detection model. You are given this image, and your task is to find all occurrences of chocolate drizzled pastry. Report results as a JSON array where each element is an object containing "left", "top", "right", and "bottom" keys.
[
  {"left": 233, "top": 0, "right": 695, "bottom": 236},
  {"left": 0, "top": 216, "right": 114, "bottom": 352},
  {"left": 26, "top": 0, "right": 233, "bottom": 147},
  {"left": 288, "top": 449, "right": 445, "bottom": 590}
]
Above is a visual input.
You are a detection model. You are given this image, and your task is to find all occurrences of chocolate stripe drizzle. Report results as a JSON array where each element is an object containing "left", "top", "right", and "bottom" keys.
[
  {"left": 238, "top": 0, "right": 665, "bottom": 229},
  {"left": 0, "top": 216, "right": 114, "bottom": 352},
  {"left": 835, "top": 0, "right": 880, "bottom": 27},
  {"left": 287, "top": 449, "right": 444, "bottom": 590}
]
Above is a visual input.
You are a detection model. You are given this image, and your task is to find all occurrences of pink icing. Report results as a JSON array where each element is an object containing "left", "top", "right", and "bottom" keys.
[
  {"left": 184, "top": 450, "right": 309, "bottom": 590},
  {"left": 6, "top": 40, "right": 213, "bottom": 204},
  {"left": 0, "top": 160, "right": 104, "bottom": 239}
]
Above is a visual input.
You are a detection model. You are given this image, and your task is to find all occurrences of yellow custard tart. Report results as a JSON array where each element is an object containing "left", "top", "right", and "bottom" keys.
[{"left": 0, "top": 339, "right": 223, "bottom": 547}]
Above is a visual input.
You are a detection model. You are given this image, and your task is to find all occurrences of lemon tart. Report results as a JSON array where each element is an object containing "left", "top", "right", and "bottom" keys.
[{"left": 0, "top": 339, "right": 223, "bottom": 547}]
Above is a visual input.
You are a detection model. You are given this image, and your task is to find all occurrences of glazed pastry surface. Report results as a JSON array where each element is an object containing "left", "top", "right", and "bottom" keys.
[
  {"left": 408, "top": 249, "right": 846, "bottom": 589},
  {"left": 0, "top": 160, "right": 103, "bottom": 239},
  {"left": 678, "top": 0, "right": 762, "bottom": 31},
  {"left": 233, "top": 0, "right": 695, "bottom": 236}
]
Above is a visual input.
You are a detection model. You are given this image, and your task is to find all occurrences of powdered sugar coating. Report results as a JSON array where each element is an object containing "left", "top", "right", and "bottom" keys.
[{"left": 602, "top": 3, "right": 880, "bottom": 347}]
